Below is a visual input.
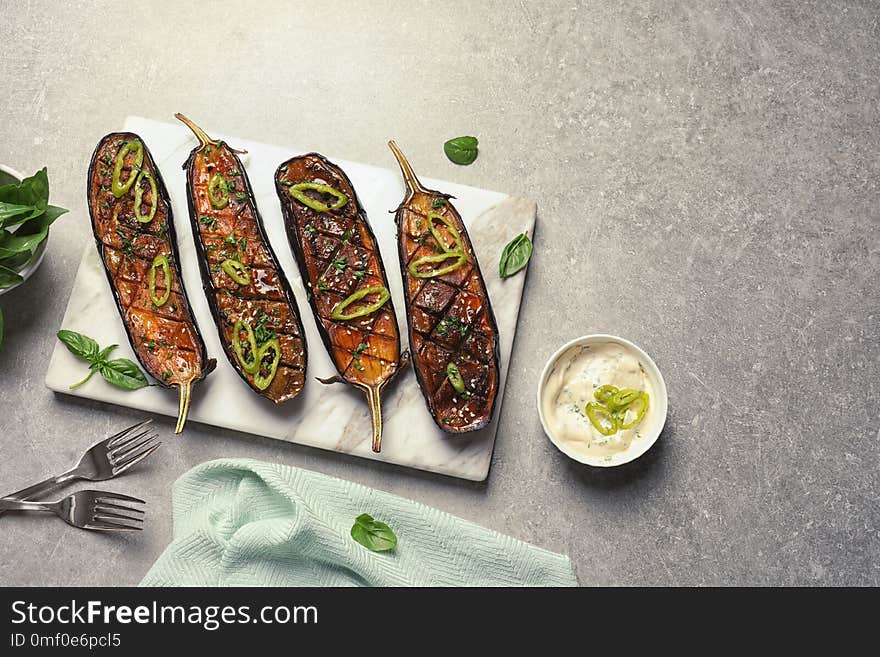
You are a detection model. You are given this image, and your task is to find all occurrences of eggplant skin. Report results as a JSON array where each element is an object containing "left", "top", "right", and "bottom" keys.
[
  {"left": 274, "top": 153, "right": 402, "bottom": 390},
  {"left": 182, "top": 144, "right": 308, "bottom": 403},
  {"left": 395, "top": 190, "right": 501, "bottom": 434},
  {"left": 86, "top": 132, "right": 215, "bottom": 388}
]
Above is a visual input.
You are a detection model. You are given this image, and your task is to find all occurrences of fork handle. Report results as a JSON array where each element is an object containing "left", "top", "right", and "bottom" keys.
[
  {"left": 0, "top": 470, "right": 78, "bottom": 519},
  {"left": 0, "top": 499, "right": 53, "bottom": 513}
]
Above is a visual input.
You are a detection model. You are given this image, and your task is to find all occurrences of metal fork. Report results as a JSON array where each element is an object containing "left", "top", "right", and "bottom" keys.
[
  {"left": 1, "top": 419, "right": 160, "bottom": 510},
  {"left": 0, "top": 490, "right": 145, "bottom": 531}
]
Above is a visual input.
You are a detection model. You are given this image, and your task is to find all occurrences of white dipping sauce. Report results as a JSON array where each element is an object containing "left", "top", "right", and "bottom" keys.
[{"left": 541, "top": 342, "right": 654, "bottom": 458}]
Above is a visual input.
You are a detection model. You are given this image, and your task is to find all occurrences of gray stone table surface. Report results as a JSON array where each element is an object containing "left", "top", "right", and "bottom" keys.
[{"left": 0, "top": 1, "right": 877, "bottom": 586}]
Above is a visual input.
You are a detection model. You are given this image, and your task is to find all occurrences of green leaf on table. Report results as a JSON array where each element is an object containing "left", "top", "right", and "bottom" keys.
[
  {"left": 498, "top": 232, "right": 533, "bottom": 278},
  {"left": 56, "top": 329, "right": 100, "bottom": 362},
  {"left": 0, "top": 263, "right": 23, "bottom": 289},
  {"left": 95, "top": 344, "right": 118, "bottom": 364},
  {"left": 350, "top": 513, "right": 398, "bottom": 552},
  {"left": 443, "top": 136, "right": 479, "bottom": 165},
  {"left": 100, "top": 358, "right": 149, "bottom": 390}
]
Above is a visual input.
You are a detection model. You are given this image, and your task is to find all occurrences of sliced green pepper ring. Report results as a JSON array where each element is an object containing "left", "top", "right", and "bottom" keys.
[
  {"left": 426, "top": 212, "right": 463, "bottom": 253},
  {"left": 208, "top": 173, "right": 229, "bottom": 209},
  {"left": 594, "top": 384, "right": 619, "bottom": 404},
  {"left": 148, "top": 254, "right": 171, "bottom": 307},
  {"left": 408, "top": 251, "right": 466, "bottom": 279},
  {"left": 253, "top": 338, "right": 281, "bottom": 390},
  {"left": 289, "top": 182, "right": 348, "bottom": 213},
  {"left": 134, "top": 170, "right": 157, "bottom": 223},
  {"left": 585, "top": 402, "right": 618, "bottom": 436},
  {"left": 221, "top": 258, "right": 250, "bottom": 285},
  {"left": 330, "top": 285, "right": 390, "bottom": 321},
  {"left": 615, "top": 392, "right": 649, "bottom": 430},
  {"left": 111, "top": 140, "right": 144, "bottom": 198},
  {"left": 446, "top": 362, "right": 466, "bottom": 393},
  {"left": 608, "top": 388, "right": 641, "bottom": 412},
  {"left": 232, "top": 319, "right": 260, "bottom": 374}
]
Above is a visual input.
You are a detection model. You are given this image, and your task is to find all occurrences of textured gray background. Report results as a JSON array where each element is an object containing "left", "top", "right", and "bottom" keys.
[{"left": 0, "top": 0, "right": 877, "bottom": 586}]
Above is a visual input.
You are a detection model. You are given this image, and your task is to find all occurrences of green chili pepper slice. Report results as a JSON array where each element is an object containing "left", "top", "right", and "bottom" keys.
[
  {"left": 608, "top": 388, "right": 641, "bottom": 412},
  {"left": 594, "top": 384, "right": 619, "bottom": 404},
  {"left": 446, "top": 362, "right": 466, "bottom": 393},
  {"left": 220, "top": 258, "right": 250, "bottom": 285},
  {"left": 408, "top": 251, "right": 467, "bottom": 278},
  {"left": 426, "top": 212, "right": 463, "bottom": 253},
  {"left": 289, "top": 182, "right": 348, "bottom": 213},
  {"left": 232, "top": 319, "right": 260, "bottom": 374},
  {"left": 585, "top": 402, "right": 618, "bottom": 436},
  {"left": 253, "top": 338, "right": 281, "bottom": 390},
  {"left": 616, "top": 392, "right": 649, "bottom": 430},
  {"left": 208, "top": 173, "right": 229, "bottom": 209},
  {"left": 133, "top": 170, "right": 157, "bottom": 223},
  {"left": 148, "top": 254, "right": 171, "bottom": 307},
  {"left": 330, "top": 285, "right": 390, "bottom": 321},
  {"left": 111, "top": 140, "right": 144, "bottom": 198}
]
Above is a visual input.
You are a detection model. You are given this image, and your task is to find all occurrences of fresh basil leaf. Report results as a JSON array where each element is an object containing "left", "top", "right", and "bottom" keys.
[
  {"left": 0, "top": 170, "right": 19, "bottom": 186},
  {"left": 499, "top": 232, "right": 533, "bottom": 279},
  {"left": 350, "top": 513, "right": 398, "bottom": 552},
  {"left": 95, "top": 344, "right": 118, "bottom": 365},
  {"left": 443, "top": 136, "right": 479, "bottom": 165},
  {"left": 0, "top": 263, "right": 23, "bottom": 289},
  {"left": 0, "top": 168, "right": 49, "bottom": 228},
  {"left": 0, "top": 202, "right": 37, "bottom": 223},
  {"left": 100, "top": 358, "right": 149, "bottom": 390},
  {"left": 56, "top": 329, "right": 100, "bottom": 362},
  {"left": 0, "top": 251, "right": 32, "bottom": 272}
]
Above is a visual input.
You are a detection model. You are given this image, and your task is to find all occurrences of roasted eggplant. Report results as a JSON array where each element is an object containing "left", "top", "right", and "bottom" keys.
[
  {"left": 176, "top": 114, "right": 307, "bottom": 402},
  {"left": 275, "top": 154, "right": 404, "bottom": 452},
  {"left": 387, "top": 141, "right": 500, "bottom": 433},
  {"left": 87, "top": 132, "right": 215, "bottom": 432}
]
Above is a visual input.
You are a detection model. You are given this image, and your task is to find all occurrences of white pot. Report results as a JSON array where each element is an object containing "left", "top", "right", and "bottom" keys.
[{"left": 0, "top": 164, "right": 50, "bottom": 296}]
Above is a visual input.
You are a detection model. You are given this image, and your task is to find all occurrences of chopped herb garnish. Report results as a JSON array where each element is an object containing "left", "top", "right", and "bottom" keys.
[
  {"left": 162, "top": 371, "right": 172, "bottom": 381},
  {"left": 317, "top": 280, "right": 330, "bottom": 292},
  {"left": 353, "top": 269, "right": 367, "bottom": 281},
  {"left": 199, "top": 215, "right": 217, "bottom": 229},
  {"left": 332, "top": 256, "right": 347, "bottom": 272},
  {"left": 235, "top": 192, "right": 247, "bottom": 201},
  {"left": 432, "top": 197, "right": 446, "bottom": 209},
  {"left": 304, "top": 224, "right": 316, "bottom": 235}
]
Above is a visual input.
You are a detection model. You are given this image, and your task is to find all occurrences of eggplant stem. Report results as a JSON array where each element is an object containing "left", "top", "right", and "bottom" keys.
[
  {"left": 174, "top": 380, "right": 192, "bottom": 434},
  {"left": 174, "top": 113, "right": 220, "bottom": 149},
  {"left": 388, "top": 140, "right": 427, "bottom": 197},
  {"left": 366, "top": 385, "right": 383, "bottom": 453}
]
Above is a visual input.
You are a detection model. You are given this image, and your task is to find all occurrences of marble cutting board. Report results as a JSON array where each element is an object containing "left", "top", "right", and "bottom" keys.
[{"left": 44, "top": 116, "right": 535, "bottom": 481}]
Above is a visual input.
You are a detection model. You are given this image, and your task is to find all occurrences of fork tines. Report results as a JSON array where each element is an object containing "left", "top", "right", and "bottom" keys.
[
  {"left": 88, "top": 492, "right": 146, "bottom": 532},
  {"left": 109, "top": 432, "right": 161, "bottom": 475},
  {"left": 106, "top": 418, "right": 153, "bottom": 448}
]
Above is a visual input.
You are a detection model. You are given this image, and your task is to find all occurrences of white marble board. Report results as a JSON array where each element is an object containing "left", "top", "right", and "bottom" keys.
[{"left": 44, "top": 117, "right": 536, "bottom": 481}]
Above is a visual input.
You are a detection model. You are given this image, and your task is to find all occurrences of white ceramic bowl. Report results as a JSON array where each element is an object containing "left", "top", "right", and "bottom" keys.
[
  {"left": 537, "top": 334, "right": 668, "bottom": 467},
  {"left": 0, "top": 164, "right": 49, "bottom": 296}
]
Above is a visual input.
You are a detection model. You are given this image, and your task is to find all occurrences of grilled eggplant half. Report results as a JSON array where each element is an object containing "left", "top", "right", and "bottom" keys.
[
  {"left": 275, "top": 154, "right": 404, "bottom": 452},
  {"left": 176, "top": 114, "right": 307, "bottom": 402},
  {"left": 87, "top": 132, "right": 215, "bottom": 432},
  {"left": 387, "top": 141, "right": 500, "bottom": 433}
]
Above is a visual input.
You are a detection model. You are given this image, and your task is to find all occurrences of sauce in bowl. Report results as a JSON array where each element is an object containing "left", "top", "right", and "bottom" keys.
[{"left": 538, "top": 336, "right": 666, "bottom": 466}]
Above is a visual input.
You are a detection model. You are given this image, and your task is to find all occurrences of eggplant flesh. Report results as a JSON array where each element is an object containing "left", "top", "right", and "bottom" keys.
[
  {"left": 177, "top": 115, "right": 307, "bottom": 403},
  {"left": 87, "top": 132, "right": 215, "bottom": 432},
  {"left": 388, "top": 142, "right": 500, "bottom": 434},
  {"left": 275, "top": 154, "right": 403, "bottom": 451}
]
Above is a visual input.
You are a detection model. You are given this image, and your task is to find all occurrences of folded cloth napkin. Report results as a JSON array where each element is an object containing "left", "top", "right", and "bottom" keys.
[{"left": 141, "top": 458, "right": 577, "bottom": 587}]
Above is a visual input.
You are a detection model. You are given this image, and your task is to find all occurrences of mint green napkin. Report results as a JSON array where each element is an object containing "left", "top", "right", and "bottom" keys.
[{"left": 140, "top": 458, "right": 577, "bottom": 587}]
